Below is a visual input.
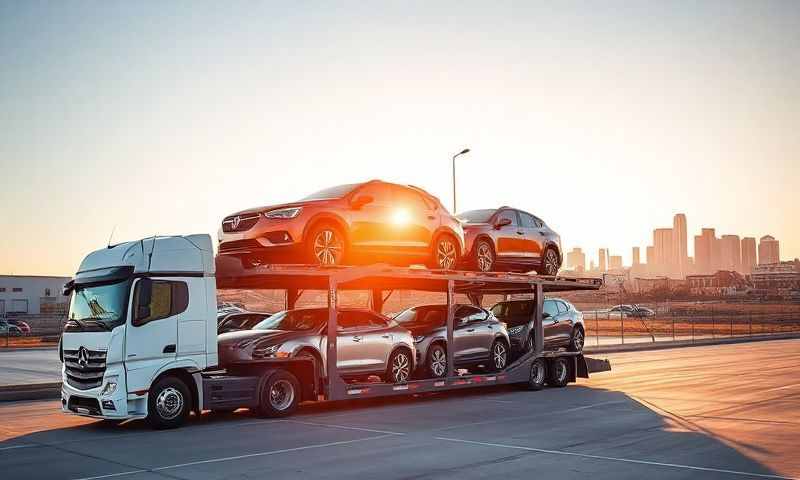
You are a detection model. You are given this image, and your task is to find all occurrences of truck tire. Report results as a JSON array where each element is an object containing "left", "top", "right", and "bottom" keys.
[
  {"left": 147, "top": 376, "right": 191, "bottom": 429},
  {"left": 258, "top": 370, "right": 300, "bottom": 418},
  {"left": 547, "top": 357, "right": 570, "bottom": 388},
  {"left": 524, "top": 358, "right": 547, "bottom": 391}
]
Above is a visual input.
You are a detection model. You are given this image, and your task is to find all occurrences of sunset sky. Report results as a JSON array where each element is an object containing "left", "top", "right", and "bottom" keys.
[{"left": 1, "top": 1, "right": 798, "bottom": 276}]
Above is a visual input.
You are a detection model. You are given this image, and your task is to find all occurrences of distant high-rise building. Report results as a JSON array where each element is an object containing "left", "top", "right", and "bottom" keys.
[
  {"left": 598, "top": 248, "right": 607, "bottom": 272},
  {"left": 653, "top": 228, "right": 673, "bottom": 274},
  {"left": 609, "top": 255, "right": 623, "bottom": 270},
  {"left": 741, "top": 237, "right": 757, "bottom": 273},
  {"left": 711, "top": 236, "right": 722, "bottom": 273},
  {"left": 694, "top": 228, "right": 716, "bottom": 274},
  {"left": 632, "top": 247, "right": 640, "bottom": 266},
  {"left": 589, "top": 260, "right": 596, "bottom": 271},
  {"left": 646, "top": 246, "right": 655, "bottom": 266},
  {"left": 566, "top": 247, "right": 586, "bottom": 271},
  {"left": 758, "top": 235, "right": 780, "bottom": 264},
  {"left": 720, "top": 235, "right": 741, "bottom": 272},
  {"left": 673, "top": 213, "right": 688, "bottom": 276}
]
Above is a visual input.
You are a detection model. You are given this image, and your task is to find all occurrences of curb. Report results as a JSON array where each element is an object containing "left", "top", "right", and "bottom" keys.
[
  {"left": 0, "top": 382, "right": 61, "bottom": 402},
  {"left": 584, "top": 332, "right": 800, "bottom": 355},
  {"left": 0, "top": 346, "right": 59, "bottom": 353}
]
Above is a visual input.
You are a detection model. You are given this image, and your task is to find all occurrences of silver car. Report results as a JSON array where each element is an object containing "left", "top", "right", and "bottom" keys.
[
  {"left": 393, "top": 304, "right": 510, "bottom": 378},
  {"left": 218, "top": 307, "right": 416, "bottom": 383}
]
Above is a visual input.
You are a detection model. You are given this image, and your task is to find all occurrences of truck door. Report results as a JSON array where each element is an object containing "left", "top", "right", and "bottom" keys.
[{"left": 125, "top": 278, "right": 185, "bottom": 394}]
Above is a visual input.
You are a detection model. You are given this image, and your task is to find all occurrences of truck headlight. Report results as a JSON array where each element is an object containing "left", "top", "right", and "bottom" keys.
[
  {"left": 101, "top": 377, "right": 118, "bottom": 396},
  {"left": 264, "top": 207, "right": 302, "bottom": 219}
]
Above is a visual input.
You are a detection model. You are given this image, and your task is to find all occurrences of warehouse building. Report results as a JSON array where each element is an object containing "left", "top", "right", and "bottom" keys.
[{"left": 0, "top": 275, "right": 71, "bottom": 315}]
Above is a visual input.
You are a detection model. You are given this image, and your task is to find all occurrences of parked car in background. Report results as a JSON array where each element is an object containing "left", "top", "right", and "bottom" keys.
[
  {"left": 218, "top": 312, "right": 272, "bottom": 334},
  {"left": 6, "top": 319, "right": 31, "bottom": 335},
  {"left": 218, "top": 307, "right": 416, "bottom": 384},
  {"left": 490, "top": 297, "right": 584, "bottom": 354},
  {"left": 393, "top": 304, "right": 510, "bottom": 378},
  {"left": 0, "top": 319, "right": 22, "bottom": 337},
  {"left": 458, "top": 207, "right": 562, "bottom": 275},
  {"left": 608, "top": 304, "right": 655, "bottom": 318},
  {"left": 218, "top": 180, "right": 465, "bottom": 269}
]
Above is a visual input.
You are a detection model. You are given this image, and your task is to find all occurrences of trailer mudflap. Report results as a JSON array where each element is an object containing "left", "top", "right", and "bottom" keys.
[
  {"left": 202, "top": 375, "right": 261, "bottom": 410},
  {"left": 577, "top": 355, "right": 612, "bottom": 378}
]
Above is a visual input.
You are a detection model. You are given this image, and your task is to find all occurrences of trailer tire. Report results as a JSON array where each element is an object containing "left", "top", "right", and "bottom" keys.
[
  {"left": 258, "top": 370, "right": 300, "bottom": 418},
  {"left": 147, "top": 376, "right": 191, "bottom": 429},
  {"left": 547, "top": 357, "right": 570, "bottom": 388},
  {"left": 524, "top": 358, "right": 547, "bottom": 391}
]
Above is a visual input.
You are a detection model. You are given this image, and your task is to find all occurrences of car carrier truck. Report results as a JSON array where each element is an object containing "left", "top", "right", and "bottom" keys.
[{"left": 60, "top": 234, "right": 609, "bottom": 429}]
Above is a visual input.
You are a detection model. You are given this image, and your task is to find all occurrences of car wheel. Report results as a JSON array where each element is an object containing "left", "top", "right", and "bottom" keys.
[
  {"left": 541, "top": 247, "right": 560, "bottom": 276},
  {"left": 387, "top": 349, "right": 412, "bottom": 383},
  {"left": 147, "top": 376, "right": 191, "bottom": 429},
  {"left": 524, "top": 358, "right": 547, "bottom": 391},
  {"left": 258, "top": 370, "right": 300, "bottom": 418},
  {"left": 308, "top": 224, "right": 346, "bottom": 266},
  {"left": 474, "top": 239, "right": 495, "bottom": 272},
  {"left": 489, "top": 340, "right": 509, "bottom": 371},
  {"left": 524, "top": 333, "right": 535, "bottom": 353},
  {"left": 568, "top": 326, "right": 584, "bottom": 352},
  {"left": 547, "top": 357, "right": 570, "bottom": 387},
  {"left": 430, "top": 235, "right": 459, "bottom": 270},
  {"left": 426, "top": 344, "right": 447, "bottom": 378}
]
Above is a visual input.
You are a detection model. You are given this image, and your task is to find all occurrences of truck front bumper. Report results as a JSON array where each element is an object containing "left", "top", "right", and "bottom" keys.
[{"left": 61, "top": 366, "right": 146, "bottom": 420}]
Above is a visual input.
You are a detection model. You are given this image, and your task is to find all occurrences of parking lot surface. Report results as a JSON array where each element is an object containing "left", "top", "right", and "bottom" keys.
[{"left": 1, "top": 339, "right": 798, "bottom": 480}]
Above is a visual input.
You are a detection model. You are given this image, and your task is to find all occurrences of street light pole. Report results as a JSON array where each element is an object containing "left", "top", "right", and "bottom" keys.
[{"left": 452, "top": 148, "right": 470, "bottom": 213}]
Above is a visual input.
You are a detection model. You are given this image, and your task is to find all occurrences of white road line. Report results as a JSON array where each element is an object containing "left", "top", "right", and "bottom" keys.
[
  {"left": 284, "top": 419, "right": 405, "bottom": 436},
  {"left": 0, "top": 444, "right": 38, "bottom": 451},
  {"left": 436, "top": 437, "right": 796, "bottom": 480},
  {"left": 433, "top": 399, "right": 627, "bottom": 432},
  {"left": 68, "top": 434, "right": 396, "bottom": 480}
]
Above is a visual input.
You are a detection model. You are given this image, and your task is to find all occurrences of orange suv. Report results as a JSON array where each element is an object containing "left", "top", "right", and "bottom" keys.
[{"left": 218, "top": 180, "right": 465, "bottom": 268}]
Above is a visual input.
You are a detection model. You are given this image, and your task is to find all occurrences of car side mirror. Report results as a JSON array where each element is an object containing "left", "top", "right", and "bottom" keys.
[
  {"left": 350, "top": 195, "right": 374, "bottom": 209},
  {"left": 542, "top": 312, "right": 551, "bottom": 319},
  {"left": 494, "top": 218, "right": 512, "bottom": 229}
]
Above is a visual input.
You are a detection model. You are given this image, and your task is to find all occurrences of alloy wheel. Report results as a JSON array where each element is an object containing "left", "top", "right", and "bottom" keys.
[
  {"left": 531, "top": 360, "right": 545, "bottom": 385},
  {"left": 313, "top": 229, "right": 343, "bottom": 265},
  {"left": 493, "top": 342, "right": 507, "bottom": 370},
  {"left": 392, "top": 352, "right": 411, "bottom": 383},
  {"left": 155, "top": 387, "right": 184, "bottom": 420},
  {"left": 477, "top": 242, "right": 494, "bottom": 272},
  {"left": 437, "top": 238, "right": 457, "bottom": 270},
  {"left": 573, "top": 329, "right": 584, "bottom": 351},
  {"left": 269, "top": 379, "right": 295, "bottom": 411},
  {"left": 430, "top": 348, "right": 447, "bottom": 377},
  {"left": 543, "top": 249, "right": 559, "bottom": 276}
]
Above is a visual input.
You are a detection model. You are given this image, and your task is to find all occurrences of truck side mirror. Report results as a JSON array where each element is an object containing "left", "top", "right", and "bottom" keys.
[{"left": 135, "top": 278, "right": 153, "bottom": 322}]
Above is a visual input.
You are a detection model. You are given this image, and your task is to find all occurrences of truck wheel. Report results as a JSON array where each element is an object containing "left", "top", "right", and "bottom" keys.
[
  {"left": 426, "top": 344, "right": 447, "bottom": 378},
  {"left": 547, "top": 357, "right": 570, "bottom": 388},
  {"left": 258, "top": 370, "right": 300, "bottom": 418},
  {"left": 524, "top": 358, "right": 547, "bottom": 391},
  {"left": 147, "top": 376, "right": 191, "bottom": 429}
]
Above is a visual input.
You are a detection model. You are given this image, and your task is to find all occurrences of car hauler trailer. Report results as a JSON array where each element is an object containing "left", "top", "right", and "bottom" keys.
[{"left": 60, "top": 235, "right": 609, "bottom": 429}]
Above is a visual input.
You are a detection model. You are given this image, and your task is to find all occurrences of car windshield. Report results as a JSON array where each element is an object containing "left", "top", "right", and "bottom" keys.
[
  {"left": 302, "top": 184, "right": 358, "bottom": 201},
  {"left": 252, "top": 309, "right": 325, "bottom": 331},
  {"left": 394, "top": 306, "right": 446, "bottom": 326},
  {"left": 490, "top": 301, "right": 534, "bottom": 327},
  {"left": 458, "top": 209, "right": 496, "bottom": 223},
  {"left": 68, "top": 280, "right": 131, "bottom": 329}
]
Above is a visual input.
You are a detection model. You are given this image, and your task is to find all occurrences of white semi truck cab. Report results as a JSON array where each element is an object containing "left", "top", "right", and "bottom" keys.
[{"left": 61, "top": 234, "right": 605, "bottom": 429}]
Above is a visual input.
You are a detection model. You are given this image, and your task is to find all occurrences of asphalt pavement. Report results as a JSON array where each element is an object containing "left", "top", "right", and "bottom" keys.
[{"left": 0, "top": 339, "right": 798, "bottom": 480}]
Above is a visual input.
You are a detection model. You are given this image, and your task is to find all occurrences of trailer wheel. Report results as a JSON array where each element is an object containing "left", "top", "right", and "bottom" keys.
[
  {"left": 524, "top": 358, "right": 547, "bottom": 391},
  {"left": 147, "top": 376, "right": 191, "bottom": 429},
  {"left": 258, "top": 370, "right": 300, "bottom": 418},
  {"left": 547, "top": 357, "right": 570, "bottom": 388}
]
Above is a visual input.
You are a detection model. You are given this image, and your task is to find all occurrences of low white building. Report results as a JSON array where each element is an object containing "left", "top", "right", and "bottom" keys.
[{"left": 0, "top": 275, "right": 71, "bottom": 315}]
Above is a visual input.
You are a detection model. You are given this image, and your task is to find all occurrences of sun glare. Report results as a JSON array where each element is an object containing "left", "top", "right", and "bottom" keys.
[{"left": 391, "top": 208, "right": 411, "bottom": 226}]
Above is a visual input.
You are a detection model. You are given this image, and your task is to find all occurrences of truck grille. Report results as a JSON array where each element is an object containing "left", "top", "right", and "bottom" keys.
[
  {"left": 222, "top": 214, "right": 260, "bottom": 232},
  {"left": 64, "top": 348, "right": 107, "bottom": 390}
]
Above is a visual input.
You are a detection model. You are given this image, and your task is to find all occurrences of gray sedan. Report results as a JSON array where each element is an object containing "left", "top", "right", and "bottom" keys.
[
  {"left": 218, "top": 307, "right": 416, "bottom": 383},
  {"left": 393, "top": 304, "right": 510, "bottom": 378}
]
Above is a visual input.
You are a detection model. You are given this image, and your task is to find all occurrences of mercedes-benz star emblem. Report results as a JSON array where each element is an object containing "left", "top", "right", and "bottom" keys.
[
  {"left": 77, "top": 346, "right": 89, "bottom": 368},
  {"left": 231, "top": 215, "right": 241, "bottom": 229}
]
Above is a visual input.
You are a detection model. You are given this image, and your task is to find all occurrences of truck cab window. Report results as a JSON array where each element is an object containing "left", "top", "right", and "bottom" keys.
[{"left": 133, "top": 280, "right": 188, "bottom": 326}]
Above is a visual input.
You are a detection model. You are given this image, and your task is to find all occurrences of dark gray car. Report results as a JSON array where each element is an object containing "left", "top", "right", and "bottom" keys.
[
  {"left": 393, "top": 304, "right": 510, "bottom": 378},
  {"left": 490, "top": 297, "right": 585, "bottom": 355}
]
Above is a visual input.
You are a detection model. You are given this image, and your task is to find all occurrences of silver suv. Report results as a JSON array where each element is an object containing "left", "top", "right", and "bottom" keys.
[
  {"left": 218, "top": 308, "right": 416, "bottom": 383},
  {"left": 393, "top": 304, "right": 510, "bottom": 378}
]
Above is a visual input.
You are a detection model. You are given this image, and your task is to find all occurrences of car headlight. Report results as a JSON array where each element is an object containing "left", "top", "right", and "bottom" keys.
[
  {"left": 101, "top": 377, "right": 118, "bottom": 396},
  {"left": 413, "top": 336, "right": 426, "bottom": 343},
  {"left": 264, "top": 207, "right": 302, "bottom": 219},
  {"left": 236, "top": 338, "right": 259, "bottom": 349},
  {"left": 253, "top": 343, "right": 282, "bottom": 358},
  {"left": 507, "top": 325, "right": 524, "bottom": 335}
]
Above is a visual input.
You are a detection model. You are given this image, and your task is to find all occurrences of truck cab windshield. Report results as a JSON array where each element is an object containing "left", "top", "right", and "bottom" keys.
[{"left": 67, "top": 280, "right": 131, "bottom": 331}]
